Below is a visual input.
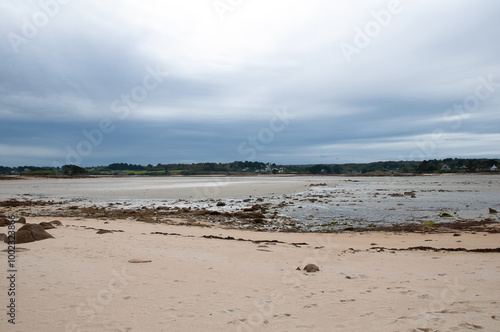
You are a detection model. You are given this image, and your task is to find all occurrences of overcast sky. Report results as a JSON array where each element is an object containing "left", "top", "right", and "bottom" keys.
[{"left": 1, "top": 0, "right": 499, "bottom": 167}]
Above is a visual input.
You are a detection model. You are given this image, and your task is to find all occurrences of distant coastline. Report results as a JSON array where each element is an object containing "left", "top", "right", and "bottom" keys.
[{"left": 1, "top": 158, "right": 499, "bottom": 178}]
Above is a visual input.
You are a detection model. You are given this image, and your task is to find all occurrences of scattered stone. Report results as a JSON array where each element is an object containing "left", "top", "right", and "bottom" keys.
[
  {"left": 17, "top": 217, "right": 27, "bottom": 224},
  {"left": 404, "top": 192, "right": 415, "bottom": 196},
  {"left": 96, "top": 229, "right": 113, "bottom": 234},
  {"left": 303, "top": 264, "right": 320, "bottom": 273},
  {"left": 216, "top": 201, "right": 226, "bottom": 207},
  {"left": 440, "top": 213, "right": 453, "bottom": 218},
  {"left": 50, "top": 220, "right": 63, "bottom": 226},
  {"left": 453, "top": 233, "right": 461, "bottom": 237},
  {"left": 489, "top": 208, "right": 498, "bottom": 214},
  {"left": 253, "top": 218, "right": 264, "bottom": 224},
  {"left": 39, "top": 222, "right": 56, "bottom": 230},
  {"left": 296, "top": 267, "right": 301, "bottom": 271},
  {"left": 0, "top": 233, "right": 6, "bottom": 241},
  {"left": 251, "top": 204, "right": 262, "bottom": 211}
]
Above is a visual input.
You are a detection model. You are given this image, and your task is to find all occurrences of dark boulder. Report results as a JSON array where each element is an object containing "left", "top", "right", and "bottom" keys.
[
  {"left": 10, "top": 230, "right": 36, "bottom": 244},
  {"left": 19, "top": 224, "right": 54, "bottom": 241},
  {"left": 50, "top": 220, "right": 63, "bottom": 226},
  {"left": 304, "top": 264, "right": 320, "bottom": 273},
  {"left": 39, "top": 222, "right": 56, "bottom": 230},
  {"left": 17, "top": 217, "right": 27, "bottom": 224},
  {"left": 4, "top": 223, "right": 55, "bottom": 243}
]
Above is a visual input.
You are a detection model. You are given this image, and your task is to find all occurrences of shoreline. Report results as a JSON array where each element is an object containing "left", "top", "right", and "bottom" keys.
[{"left": 2, "top": 172, "right": 499, "bottom": 181}]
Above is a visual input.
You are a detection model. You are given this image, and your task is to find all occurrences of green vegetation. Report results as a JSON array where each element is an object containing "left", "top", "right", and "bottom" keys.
[
  {"left": 62, "top": 164, "right": 86, "bottom": 176},
  {"left": 0, "top": 158, "right": 498, "bottom": 177}
]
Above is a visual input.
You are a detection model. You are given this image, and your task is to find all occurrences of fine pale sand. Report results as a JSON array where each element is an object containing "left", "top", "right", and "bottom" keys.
[{"left": 1, "top": 217, "right": 499, "bottom": 332}]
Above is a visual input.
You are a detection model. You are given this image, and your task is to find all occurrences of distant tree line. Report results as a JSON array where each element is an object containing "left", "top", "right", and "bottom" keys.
[
  {"left": 0, "top": 158, "right": 498, "bottom": 176},
  {"left": 416, "top": 158, "right": 498, "bottom": 173}
]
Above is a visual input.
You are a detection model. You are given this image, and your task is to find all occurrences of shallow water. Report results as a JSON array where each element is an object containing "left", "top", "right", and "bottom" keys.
[{"left": 1, "top": 174, "right": 499, "bottom": 230}]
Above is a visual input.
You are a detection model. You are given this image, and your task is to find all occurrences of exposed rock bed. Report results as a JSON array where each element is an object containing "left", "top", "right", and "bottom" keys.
[{"left": 1, "top": 175, "right": 499, "bottom": 233}]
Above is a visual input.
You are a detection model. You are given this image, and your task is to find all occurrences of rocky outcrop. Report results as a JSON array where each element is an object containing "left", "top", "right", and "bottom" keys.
[{"left": 4, "top": 223, "right": 54, "bottom": 244}]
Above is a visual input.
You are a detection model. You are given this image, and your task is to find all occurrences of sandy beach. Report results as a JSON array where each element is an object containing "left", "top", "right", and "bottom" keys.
[
  {"left": 1, "top": 175, "right": 500, "bottom": 331},
  {"left": 0, "top": 216, "right": 499, "bottom": 331}
]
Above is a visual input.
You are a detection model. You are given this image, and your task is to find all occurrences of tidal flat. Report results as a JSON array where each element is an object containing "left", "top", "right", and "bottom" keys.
[{"left": 1, "top": 174, "right": 499, "bottom": 232}]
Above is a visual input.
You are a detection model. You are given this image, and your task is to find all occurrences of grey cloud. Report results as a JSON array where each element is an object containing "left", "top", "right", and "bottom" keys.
[{"left": 1, "top": 0, "right": 499, "bottom": 166}]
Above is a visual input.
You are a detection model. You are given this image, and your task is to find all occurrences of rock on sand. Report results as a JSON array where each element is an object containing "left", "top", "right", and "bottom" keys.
[{"left": 4, "top": 223, "right": 55, "bottom": 244}]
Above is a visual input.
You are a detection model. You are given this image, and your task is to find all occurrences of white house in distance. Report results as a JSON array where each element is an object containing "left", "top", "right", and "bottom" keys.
[
  {"left": 492, "top": 165, "right": 498, "bottom": 171},
  {"left": 441, "top": 164, "right": 451, "bottom": 171}
]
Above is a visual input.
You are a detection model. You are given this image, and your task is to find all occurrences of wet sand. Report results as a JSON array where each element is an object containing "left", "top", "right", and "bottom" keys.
[
  {"left": 0, "top": 175, "right": 314, "bottom": 200},
  {"left": 1, "top": 174, "right": 499, "bottom": 231}
]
